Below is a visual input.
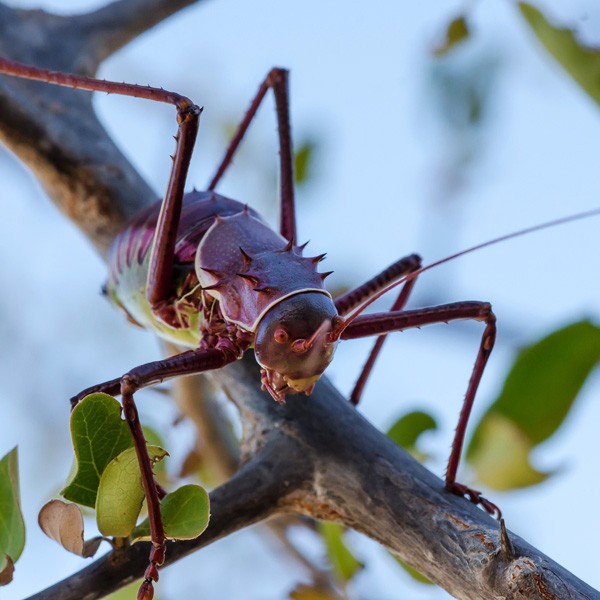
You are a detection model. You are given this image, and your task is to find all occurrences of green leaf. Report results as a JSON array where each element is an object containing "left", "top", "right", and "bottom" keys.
[
  {"left": 391, "top": 554, "right": 433, "bottom": 584},
  {"left": 61, "top": 393, "right": 134, "bottom": 508},
  {"left": 468, "top": 320, "right": 600, "bottom": 489},
  {"left": 434, "top": 16, "right": 470, "bottom": 57},
  {"left": 519, "top": 3, "right": 600, "bottom": 107},
  {"left": 386, "top": 410, "right": 437, "bottom": 461},
  {"left": 294, "top": 140, "right": 316, "bottom": 185},
  {"left": 0, "top": 448, "right": 25, "bottom": 583},
  {"left": 96, "top": 446, "right": 167, "bottom": 538},
  {"left": 142, "top": 425, "right": 167, "bottom": 476},
  {"left": 132, "top": 484, "right": 210, "bottom": 542},
  {"left": 107, "top": 581, "right": 142, "bottom": 599},
  {"left": 318, "top": 522, "right": 363, "bottom": 583}
]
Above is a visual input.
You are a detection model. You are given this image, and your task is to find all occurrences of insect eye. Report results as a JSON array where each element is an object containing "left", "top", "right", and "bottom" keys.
[{"left": 273, "top": 328, "right": 289, "bottom": 344}]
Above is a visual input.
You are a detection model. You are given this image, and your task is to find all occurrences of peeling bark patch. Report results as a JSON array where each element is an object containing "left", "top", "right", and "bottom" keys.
[
  {"left": 532, "top": 572, "right": 555, "bottom": 600},
  {"left": 446, "top": 513, "right": 470, "bottom": 529},
  {"left": 285, "top": 490, "right": 345, "bottom": 521},
  {"left": 473, "top": 531, "right": 496, "bottom": 551}
]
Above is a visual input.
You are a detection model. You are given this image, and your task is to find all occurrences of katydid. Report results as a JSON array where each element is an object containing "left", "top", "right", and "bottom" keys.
[{"left": 1, "top": 56, "right": 598, "bottom": 600}]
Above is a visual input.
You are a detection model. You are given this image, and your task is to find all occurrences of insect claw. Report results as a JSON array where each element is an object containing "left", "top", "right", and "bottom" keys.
[{"left": 137, "top": 580, "right": 154, "bottom": 600}]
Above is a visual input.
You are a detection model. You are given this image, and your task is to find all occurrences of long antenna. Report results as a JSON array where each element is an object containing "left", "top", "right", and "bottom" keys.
[{"left": 334, "top": 206, "right": 600, "bottom": 337}]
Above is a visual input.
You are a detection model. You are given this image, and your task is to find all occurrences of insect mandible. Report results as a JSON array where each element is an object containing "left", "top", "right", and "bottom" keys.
[{"left": 2, "top": 56, "right": 599, "bottom": 600}]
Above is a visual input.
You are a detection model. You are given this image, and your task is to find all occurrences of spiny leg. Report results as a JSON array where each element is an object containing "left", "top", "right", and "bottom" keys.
[
  {"left": 340, "top": 301, "right": 499, "bottom": 516},
  {"left": 71, "top": 346, "right": 240, "bottom": 599},
  {"left": 146, "top": 104, "right": 200, "bottom": 307},
  {"left": 0, "top": 57, "right": 202, "bottom": 311},
  {"left": 333, "top": 255, "right": 422, "bottom": 405},
  {"left": 334, "top": 254, "right": 421, "bottom": 316},
  {"left": 349, "top": 274, "right": 420, "bottom": 405},
  {"left": 207, "top": 68, "right": 297, "bottom": 242}
]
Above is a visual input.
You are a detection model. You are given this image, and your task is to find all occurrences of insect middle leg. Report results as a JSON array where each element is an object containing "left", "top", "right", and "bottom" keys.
[
  {"left": 340, "top": 301, "right": 499, "bottom": 516},
  {"left": 333, "top": 254, "right": 423, "bottom": 405}
]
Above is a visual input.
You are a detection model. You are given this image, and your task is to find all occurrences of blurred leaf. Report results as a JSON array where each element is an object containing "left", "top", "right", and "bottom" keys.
[
  {"left": 519, "top": 3, "right": 600, "bottom": 107},
  {"left": 179, "top": 447, "right": 202, "bottom": 478},
  {"left": 434, "top": 16, "right": 470, "bottom": 57},
  {"left": 38, "top": 500, "right": 103, "bottom": 557},
  {"left": 62, "top": 393, "right": 133, "bottom": 508},
  {"left": 386, "top": 410, "right": 437, "bottom": 461},
  {"left": 467, "top": 414, "right": 548, "bottom": 489},
  {"left": 391, "top": 554, "right": 433, "bottom": 584},
  {"left": 318, "top": 522, "right": 363, "bottom": 584},
  {"left": 289, "top": 583, "right": 344, "bottom": 600},
  {"left": 468, "top": 320, "right": 600, "bottom": 489},
  {"left": 107, "top": 581, "right": 143, "bottom": 599},
  {"left": 132, "top": 484, "right": 210, "bottom": 542},
  {"left": 295, "top": 140, "right": 316, "bottom": 185},
  {"left": 96, "top": 446, "right": 167, "bottom": 537},
  {"left": 0, "top": 447, "right": 25, "bottom": 582}
]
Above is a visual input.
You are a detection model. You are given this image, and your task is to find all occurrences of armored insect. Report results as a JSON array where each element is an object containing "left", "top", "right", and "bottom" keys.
[{"left": 5, "top": 57, "right": 594, "bottom": 599}]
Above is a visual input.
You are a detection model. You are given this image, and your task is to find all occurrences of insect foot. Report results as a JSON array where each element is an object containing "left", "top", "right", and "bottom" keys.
[
  {"left": 446, "top": 481, "right": 502, "bottom": 519},
  {"left": 137, "top": 543, "right": 166, "bottom": 600}
]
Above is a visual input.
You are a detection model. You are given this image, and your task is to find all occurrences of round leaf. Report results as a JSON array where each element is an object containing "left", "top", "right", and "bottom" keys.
[
  {"left": 96, "top": 446, "right": 167, "bottom": 538},
  {"left": 132, "top": 484, "right": 210, "bottom": 542}
]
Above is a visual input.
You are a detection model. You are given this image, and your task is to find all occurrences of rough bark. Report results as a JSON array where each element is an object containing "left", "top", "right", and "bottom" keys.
[{"left": 0, "top": 2, "right": 597, "bottom": 599}]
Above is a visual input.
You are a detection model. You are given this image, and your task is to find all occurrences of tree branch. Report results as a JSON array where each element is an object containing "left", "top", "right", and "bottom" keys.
[
  {"left": 0, "top": 2, "right": 598, "bottom": 599},
  {"left": 73, "top": 0, "right": 205, "bottom": 69}
]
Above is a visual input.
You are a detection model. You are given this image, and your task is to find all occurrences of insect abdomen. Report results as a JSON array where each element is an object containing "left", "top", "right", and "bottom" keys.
[{"left": 105, "top": 191, "right": 259, "bottom": 346}]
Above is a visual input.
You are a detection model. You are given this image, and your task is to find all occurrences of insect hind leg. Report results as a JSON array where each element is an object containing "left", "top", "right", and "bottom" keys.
[
  {"left": 340, "top": 301, "right": 500, "bottom": 517},
  {"left": 207, "top": 68, "right": 297, "bottom": 242}
]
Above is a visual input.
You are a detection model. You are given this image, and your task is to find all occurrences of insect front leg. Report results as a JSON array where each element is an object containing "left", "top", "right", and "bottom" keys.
[
  {"left": 70, "top": 346, "right": 241, "bottom": 599},
  {"left": 340, "top": 301, "right": 499, "bottom": 516}
]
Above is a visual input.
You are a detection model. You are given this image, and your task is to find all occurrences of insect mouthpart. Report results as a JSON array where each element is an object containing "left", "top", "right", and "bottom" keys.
[{"left": 260, "top": 369, "right": 321, "bottom": 403}]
